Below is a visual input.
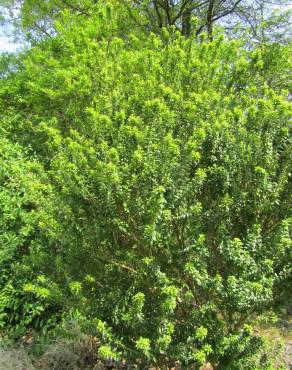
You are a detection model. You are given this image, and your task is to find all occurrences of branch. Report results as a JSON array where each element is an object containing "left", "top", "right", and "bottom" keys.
[
  {"left": 212, "top": 0, "right": 244, "bottom": 22},
  {"left": 195, "top": 0, "right": 243, "bottom": 36},
  {"left": 96, "top": 255, "right": 138, "bottom": 274},
  {"left": 173, "top": 0, "right": 209, "bottom": 23},
  {"left": 61, "top": 0, "right": 90, "bottom": 16},
  {"left": 32, "top": 22, "right": 53, "bottom": 38}
]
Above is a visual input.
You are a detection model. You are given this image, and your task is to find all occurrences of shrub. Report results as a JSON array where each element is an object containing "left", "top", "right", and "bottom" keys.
[{"left": 0, "top": 3, "right": 291, "bottom": 367}]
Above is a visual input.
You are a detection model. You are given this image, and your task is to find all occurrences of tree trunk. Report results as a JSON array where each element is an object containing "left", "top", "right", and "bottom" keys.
[
  {"left": 207, "top": 0, "right": 215, "bottom": 40},
  {"left": 182, "top": 8, "right": 191, "bottom": 37}
]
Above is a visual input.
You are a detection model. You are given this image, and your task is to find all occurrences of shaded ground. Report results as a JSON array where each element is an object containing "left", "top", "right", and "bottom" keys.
[{"left": 0, "top": 316, "right": 291, "bottom": 369}]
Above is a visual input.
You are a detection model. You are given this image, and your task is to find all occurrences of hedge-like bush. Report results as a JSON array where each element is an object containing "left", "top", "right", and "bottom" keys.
[{"left": 0, "top": 3, "right": 291, "bottom": 368}]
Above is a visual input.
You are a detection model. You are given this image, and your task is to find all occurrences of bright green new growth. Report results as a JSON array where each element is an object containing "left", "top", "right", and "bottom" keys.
[{"left": 0, "top": 2, "right": 291, "bottom": 368}]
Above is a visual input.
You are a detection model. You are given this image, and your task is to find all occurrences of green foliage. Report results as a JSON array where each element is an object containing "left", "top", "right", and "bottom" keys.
[
  {"left": 0, "top": 2, "right": 291, "bottom": 368},
  {"left": 0, "top": 131, "right": 62, "bottom": 336}
]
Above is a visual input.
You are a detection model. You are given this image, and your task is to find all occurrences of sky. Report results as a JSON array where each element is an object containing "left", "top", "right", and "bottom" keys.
[
  {"left": 0, "top": 5, "right": 22, "bottom": 53},
  {"left": 0, "top": 34, "right": 20, "bottom": 52}
]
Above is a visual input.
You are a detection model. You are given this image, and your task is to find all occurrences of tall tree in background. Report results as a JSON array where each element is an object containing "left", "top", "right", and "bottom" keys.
[
  {"left": 128, "top": 0, "right": 291, "bottom": 39},
  {"left": 0, "top": 0, "right": 291, "bottom": 42}
]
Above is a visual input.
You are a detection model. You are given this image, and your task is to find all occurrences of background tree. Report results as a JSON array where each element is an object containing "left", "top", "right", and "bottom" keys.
[{"left": 0, "top": 0, "right": 291, "bottom": 42}]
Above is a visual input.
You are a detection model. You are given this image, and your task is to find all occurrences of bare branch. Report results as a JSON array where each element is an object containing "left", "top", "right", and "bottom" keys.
[{"left": 212, "top": 0, "right": 244, "bottom": 22}]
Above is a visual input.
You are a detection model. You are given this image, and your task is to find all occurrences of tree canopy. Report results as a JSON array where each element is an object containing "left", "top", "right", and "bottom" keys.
[{"left": 1, "top": 0, "right": 291, "bottom": 42}]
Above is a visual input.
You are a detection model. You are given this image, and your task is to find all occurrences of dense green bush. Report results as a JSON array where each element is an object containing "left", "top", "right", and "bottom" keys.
[
  {"left": 0, "top": 2, "right": 291, "bottom": 368},
  {"left": 0, "top": 130, "right": 62, "bottom": 337}
]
